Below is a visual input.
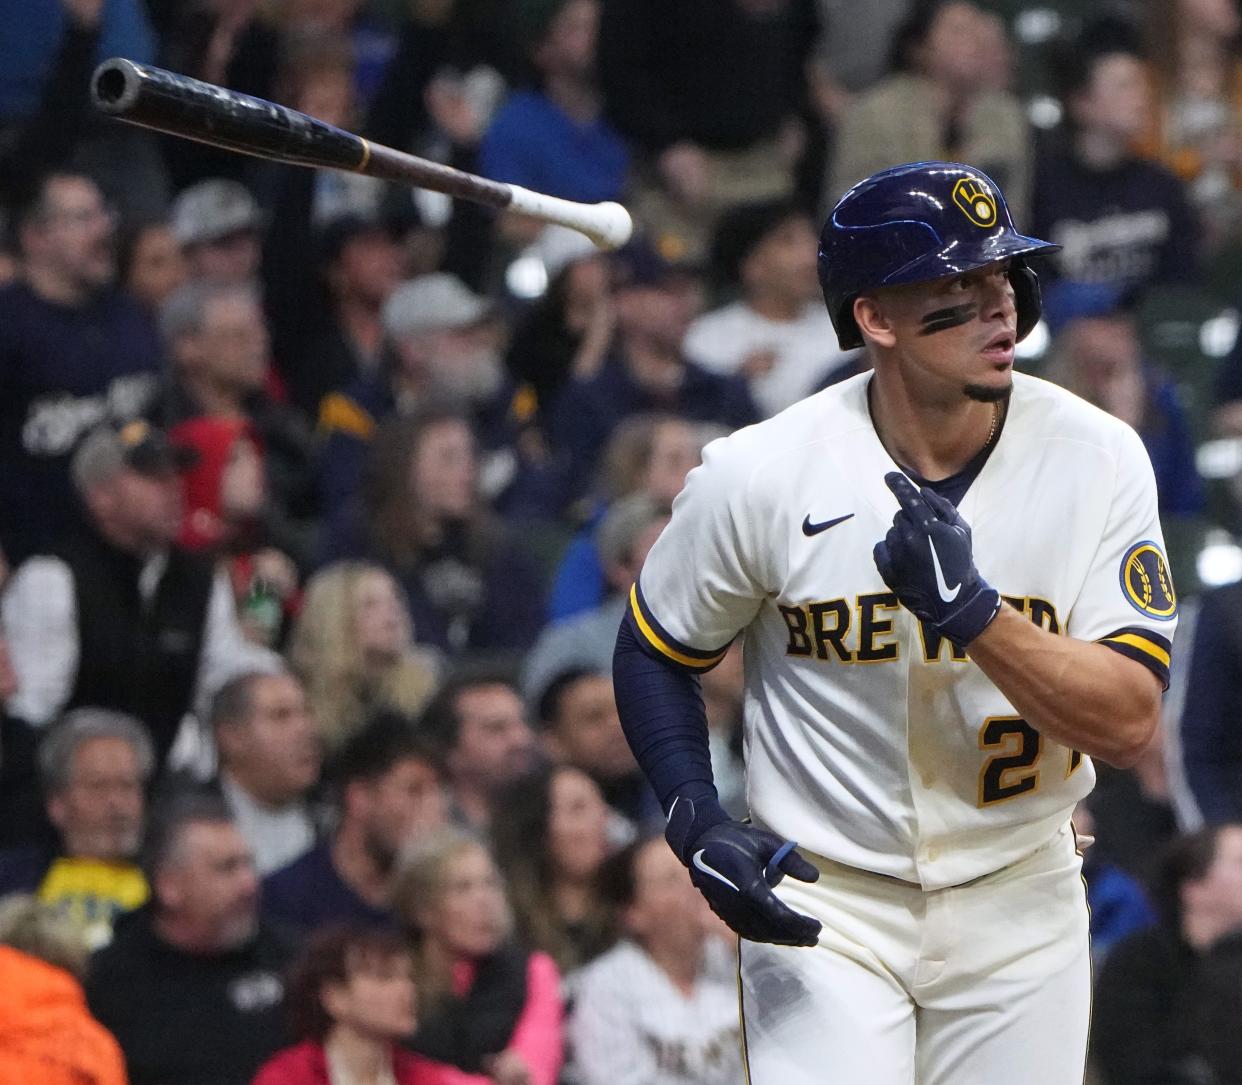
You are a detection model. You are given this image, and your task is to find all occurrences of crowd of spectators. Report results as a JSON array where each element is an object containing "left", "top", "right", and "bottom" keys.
[{"left": 6, "top": 1, "right": 1242, "bottom": 1084}]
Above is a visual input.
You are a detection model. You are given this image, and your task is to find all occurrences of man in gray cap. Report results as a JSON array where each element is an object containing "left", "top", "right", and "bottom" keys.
[
  {"left": 380, "top": 272, "right": 503, "bottom": 405},
  {"left": 171, "top": 179, "right": 266, "bottom": 286},
  {"left": 318, "top": 271, "right": 516, "bottom": 547},
  {"left": 1, "top": 420, "right": 277, "bottom": 769}
]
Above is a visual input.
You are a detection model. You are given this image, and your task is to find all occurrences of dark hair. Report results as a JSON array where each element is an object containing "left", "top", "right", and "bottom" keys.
[
  {"left": 9, "top": 170, "right": 95, "bottom": 244},
  {"left": 491, "top": 763, "right": 557, "bottom": 899},
  {"left": 286, "top": 924, "right": 411, "bottom": 1041},
  {"left": 535, "top": 666, "right": 605, "bottom": 731},
  {"left": 888, "top": 0, "right": 956, "bottom": 74},
  {"left": 416, "top": 665, "right": 521, "bottom": 760},
  {"left": 1150, "top": 826, "right": 1228, "bottom": 929},
  {"left": 362, "top": 402, "right": 480, "bottom": 570},
  {"left": 208, "top": 671, "right": 267, "bottom": 732},
  {"left": 709, "top": 199, "right": 810, "bottom": 290},
  {"left": 597, "top": 830, "right": 666, "bottom": 912},
  {"left": 490, "top": 763, "right": 616, "bottom": 970},
  {"left": 329, "top": 709, "right": 441, "bottom": 800},
  {"left": 141, "top": 790, "right": 235, "bottom": 887},
  {"left": 1048, "top": 16, "right": 1144, "bottom": 104}
]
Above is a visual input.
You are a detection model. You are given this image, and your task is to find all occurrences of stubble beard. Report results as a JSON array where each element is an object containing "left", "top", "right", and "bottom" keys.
[{"left": 963, "top": 381, "right": 1013, "bottom": 404}]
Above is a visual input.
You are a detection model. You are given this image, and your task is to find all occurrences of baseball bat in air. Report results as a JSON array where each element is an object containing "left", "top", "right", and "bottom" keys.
[{"left": 90, "top": 57, "right": 633, "bottom": 250}]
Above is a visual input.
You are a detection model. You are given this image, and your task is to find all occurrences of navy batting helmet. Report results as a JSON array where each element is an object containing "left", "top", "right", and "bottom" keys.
[{"left": 818, "top": 161, "right": 1060, "bottom": 350}]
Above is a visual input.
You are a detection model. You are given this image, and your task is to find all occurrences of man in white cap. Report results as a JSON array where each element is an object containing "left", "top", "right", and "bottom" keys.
[
  {"left": 170, "top": 179, "right": 266, "bottom": 286},
  {"left": 318, "top": 271, "right": 519, "bottom": 548}
]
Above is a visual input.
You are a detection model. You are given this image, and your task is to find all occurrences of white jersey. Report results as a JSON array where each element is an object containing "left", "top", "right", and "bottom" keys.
[
  {"left": 568, "top": 937, "right": 742, "bottom": 1085},
  {"left": 631, "top": 371, "right": 1177, "bottom": 890},
  {"left": 683, "top": 300, "right": 851, "bottom": 417}
]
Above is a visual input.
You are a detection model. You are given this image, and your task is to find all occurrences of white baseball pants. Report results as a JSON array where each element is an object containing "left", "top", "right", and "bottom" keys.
[{"left": 738, "top": 823, "right": 1090, "bottom": 1085}]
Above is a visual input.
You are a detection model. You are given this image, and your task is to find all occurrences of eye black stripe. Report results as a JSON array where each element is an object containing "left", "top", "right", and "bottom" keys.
[{"left": 918, "top": 303, "right": 977, "bottom": 335}]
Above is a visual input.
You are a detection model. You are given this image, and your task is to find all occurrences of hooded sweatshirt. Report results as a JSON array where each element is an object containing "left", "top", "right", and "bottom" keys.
[
  {"left": 0, "top": 945, "right": 128, "bottom": 1085},
  {"left": 169, "top": 415, "right": 262, "bottom": 553}
]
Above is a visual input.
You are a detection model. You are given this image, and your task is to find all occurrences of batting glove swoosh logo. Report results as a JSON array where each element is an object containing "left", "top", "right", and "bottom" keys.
[
  {"left": 693, "top": 849, "right": 740, "bottom": 892},
  {"left": 928, "top": 538, "right": 961, "bottom": 602}
]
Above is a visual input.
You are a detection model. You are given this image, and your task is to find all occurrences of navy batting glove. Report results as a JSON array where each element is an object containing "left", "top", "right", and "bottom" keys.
[
  {"left": 873, "top": 471, "right": 1001, "bottom": 649},
  {"left": 666, "top": 794, "right": 821, "bottom": 948}
]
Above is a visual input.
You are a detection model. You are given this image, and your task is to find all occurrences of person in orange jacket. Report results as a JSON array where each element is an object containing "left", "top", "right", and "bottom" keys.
[{"left": 0, "top": 896, "right": 128, "bottom": 1085}]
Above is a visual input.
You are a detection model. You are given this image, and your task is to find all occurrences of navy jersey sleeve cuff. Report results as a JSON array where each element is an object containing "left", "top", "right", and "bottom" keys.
[
  {"left": 627, "top": 580, "right": 731, "bottom": 673},
  {"left": 1098, "top": 626, "right": 1172, "bottom": 690}
]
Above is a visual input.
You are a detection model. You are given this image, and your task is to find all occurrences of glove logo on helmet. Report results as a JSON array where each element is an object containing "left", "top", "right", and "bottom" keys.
[{"left": 952, "top": 178, "right": 997, "bottom": 228}]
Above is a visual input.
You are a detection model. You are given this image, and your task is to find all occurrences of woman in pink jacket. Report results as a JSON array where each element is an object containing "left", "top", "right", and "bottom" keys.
[{"left": 392, "top": 828, "right": 564, "bottom": 1085}]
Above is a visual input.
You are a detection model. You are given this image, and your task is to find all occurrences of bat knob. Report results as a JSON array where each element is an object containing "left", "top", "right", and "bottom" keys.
[
  {"left": 590, "top": 202, "right": 635, "bottom": 251},
  {"left": 506, "top": 186, "right": 634, "bottom": 251}
]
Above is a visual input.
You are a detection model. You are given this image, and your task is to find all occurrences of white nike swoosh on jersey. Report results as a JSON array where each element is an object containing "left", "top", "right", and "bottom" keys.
[
  {"left": 928, "top": 537, "right": 961, "bottom": 602},
  {"left": 693, "top": 849, "right": 740, "bottom": 892}
]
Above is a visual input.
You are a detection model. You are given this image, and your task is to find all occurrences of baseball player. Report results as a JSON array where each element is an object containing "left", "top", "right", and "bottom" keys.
[{"left": 612, "top": 161, "right": 1177, "bottom": 1084}]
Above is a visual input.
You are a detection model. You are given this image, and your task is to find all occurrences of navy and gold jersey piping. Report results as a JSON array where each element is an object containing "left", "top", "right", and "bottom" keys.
[
  {"left": 1097, "top": 626, "right": 1172, "bottom": 689},
  {"left": 628, "top": 580, "right": 731, "bottom": 672}
]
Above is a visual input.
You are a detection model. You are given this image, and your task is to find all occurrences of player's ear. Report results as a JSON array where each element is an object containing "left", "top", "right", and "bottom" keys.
[{"left": 853, "top": 293, "right": 897, "bottom": 349}]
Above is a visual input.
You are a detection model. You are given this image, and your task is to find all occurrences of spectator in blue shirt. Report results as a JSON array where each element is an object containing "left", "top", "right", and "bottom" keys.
[
  {"left": 0, "top": 0, "right": 166, "bottom": 219},
  {"left": 1041, "top": 283, "right": 1205, "bottom": 521},
  {"left": 1075, "top": 803, "right": 1154, "bottom": 967},
  {"left": 1180, "top": 580, "right": 1242, "bottom": 824},
  {"left": 548, "top": 239, "right": 758, "bottom": 506},
  {"left": 263, "top": 713, "right": 448, "bottom": 942},
  {"left": 0, "top": 171, "right": 164, "bottom": 564},
  {"left": 480, "top": 0, "right": 629, "bottom": 208}
]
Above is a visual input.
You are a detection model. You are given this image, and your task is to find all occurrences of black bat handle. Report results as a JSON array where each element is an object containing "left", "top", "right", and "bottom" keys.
[{"left": 91, "top": 57, "right": 367, "bottom": 172}]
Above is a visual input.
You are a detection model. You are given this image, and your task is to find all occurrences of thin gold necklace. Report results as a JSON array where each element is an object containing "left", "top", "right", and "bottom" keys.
[{"left": 984, "top": 400, "right": 1004, "bottom": 448}]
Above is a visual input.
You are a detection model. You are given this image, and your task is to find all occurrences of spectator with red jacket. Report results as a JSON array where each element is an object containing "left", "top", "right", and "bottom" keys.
[
  {"left": 169, "top": 415, "right": 299, "bottom": 647},
  {"left": 253, "top": 925, "right": 453, "bottom": 1085}
]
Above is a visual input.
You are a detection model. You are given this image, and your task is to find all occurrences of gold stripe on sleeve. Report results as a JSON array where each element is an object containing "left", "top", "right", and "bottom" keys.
[
  {"left": 1103, "top": 632, "right": 1171, "bottom": 668},
  {"left": 629, "top": 585, "right": 727, "bottom": 670}
]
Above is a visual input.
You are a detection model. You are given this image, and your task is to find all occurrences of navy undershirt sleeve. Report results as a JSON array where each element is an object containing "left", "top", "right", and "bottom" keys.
[{"left": 612, "top": 607, "right": 721, "bottom": 815}]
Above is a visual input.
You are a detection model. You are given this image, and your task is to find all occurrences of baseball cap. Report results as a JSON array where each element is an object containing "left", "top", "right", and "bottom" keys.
[
  {"left": 1041, "top": 281, "right": 1137, "bottom": 336},
  {"left": 170, "top": 179, "right": 266, "bottom": 247},
  {"left": 314, "top": 212, "right": 394, "bottom": 268},
  {"left": 382, "top": 273, "right": 492, "bottom": 338},
  {"left": 610, "top": 236, "right": 699, "bottom": 290},
  {"left": 71, "top": 419, "right": 197, "bottom": 495}
]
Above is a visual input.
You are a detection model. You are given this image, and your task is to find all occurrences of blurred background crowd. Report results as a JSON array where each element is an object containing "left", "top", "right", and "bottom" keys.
[{"left": 4, "top": 0, "right": 1242, "bottom": 1083}]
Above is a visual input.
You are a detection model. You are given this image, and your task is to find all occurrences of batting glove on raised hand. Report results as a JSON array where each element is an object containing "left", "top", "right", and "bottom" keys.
[
  {"left": 666, "top": 793, "right": 821, "bottom": 947},
  {"left": 873, "top": 471, "right": 1001, "bottom": 649}
]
